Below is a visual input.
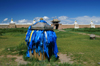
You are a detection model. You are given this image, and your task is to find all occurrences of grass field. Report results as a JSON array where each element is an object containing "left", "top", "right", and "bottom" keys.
[
  {"left": 68, "top": 28, "right": 100, "bottom": 35},
  {"left": 57, "top": 29, "right": 100, "bottom": 66},
  {"left": 0, "top": 28, "right": 100, "bottom": 66}
]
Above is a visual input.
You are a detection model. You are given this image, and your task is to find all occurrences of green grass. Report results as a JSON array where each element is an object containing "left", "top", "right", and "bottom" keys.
[
  {"left": 0, "top": 56, "right": 17, "bottom": 66},
  {"left": 19, "top": 62, "right": 82, "bottom": 66},
  {"left": 56, "top": 29, "right": 100, "bottom": 66},
  {"left": 0, "top": 28, "right": 27, "bottom": 50},
  {"left": 0, "top": 32, "right": 25, "bottom": 49},
  {"left": 67, "top": 28, "right": 100, "bottom": 35},
  {"left": 0, "top": 28, "right": 100, "bottom": 66}
]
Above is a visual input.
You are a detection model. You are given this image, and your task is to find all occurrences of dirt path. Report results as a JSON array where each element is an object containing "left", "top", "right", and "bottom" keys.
[
  {"left": 12, "top": 53, "right": 73, "bottom": 64},
  {"left": 58, "top": 29, "right": 65, "bottom": 32},
  {"left": 0, "top": 53, "right": 74, "bottom": 65},
  {"left": 78, "top": 32, "right": 100, "bottom": 38},
  {"left": 58, "top": 29, "right": 100, "bottom": 38},
  {"left": 6, "top": 55, "right": 30, "bottom": 65},
  {"left": 58, "top": 53, "right": 73, "bottom": 63}
]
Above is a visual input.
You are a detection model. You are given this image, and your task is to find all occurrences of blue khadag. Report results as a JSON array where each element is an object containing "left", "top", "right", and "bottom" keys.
[{"left": 25, "top": 19, "right": 58, "bottom": 59}]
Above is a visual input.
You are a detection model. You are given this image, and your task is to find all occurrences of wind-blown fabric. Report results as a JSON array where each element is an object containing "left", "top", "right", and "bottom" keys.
[{"left": 25, "top": 20, "right": 58, "bottom": 58}]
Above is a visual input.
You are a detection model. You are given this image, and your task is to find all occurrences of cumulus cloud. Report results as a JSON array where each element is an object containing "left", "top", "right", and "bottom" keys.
[
  {"left": 18, "top": 19, "right": 32, "bottom": 24},
  {"left": 58, "top": 16, "right": 73, "bottom": 24},
  {"left": 43, "top": 16, "right": 49, "bottom": 20},
  {"left": 18, "top": 19, "right": 27, "bottom": 23},
  {"left": 33, "top": 16, "right": 51, "bottom": 24},
  {"left": 3, "top": 18, "right": 8, "bottom": 21},
  {"left": 58, "top": 16, "right": 68, "bottom": 20},
  {"left": 43, "top": 16, "right": 51, "bottom": 24},
  {"left": 56, "top": 16, "right": 100, "bottom": 24},
  {"left": 72, "top": 16, "right": 100, "bottom": 24},
  {"left": 34, "top": 17, "right": 41, "bottom": 22},
  {"left": 34, "top": 16, "right": 49, "bottom": 22},
  {"left": 17, "top": 16, "right": 100, "bottom": 24}
]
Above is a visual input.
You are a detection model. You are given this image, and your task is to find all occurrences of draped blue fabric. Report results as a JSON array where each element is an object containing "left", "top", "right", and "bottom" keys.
[
  {"left": 25, "top": 20, "right": 58, "bottom": 58},
  {"left": 25, "top": 26, "right": 32, "bottom": 43},
  {"left": 25, "top": 26, "right": 32, "bottom": 57}
]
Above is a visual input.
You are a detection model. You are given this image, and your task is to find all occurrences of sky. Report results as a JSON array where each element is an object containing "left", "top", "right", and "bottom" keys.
[{"left": 0, "top": 0, "right": 100, "bottom": 24}]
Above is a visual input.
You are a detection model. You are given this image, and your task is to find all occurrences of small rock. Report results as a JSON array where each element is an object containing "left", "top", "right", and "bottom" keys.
[
  {"left": 90, "top": 34, "right": 95, "bottom": 39},
  {"left": 8, "top": 48, "right": 10, "bottom": 50},
  {"left": 98, "top": 62, "right": 100, "bottom": 65}
]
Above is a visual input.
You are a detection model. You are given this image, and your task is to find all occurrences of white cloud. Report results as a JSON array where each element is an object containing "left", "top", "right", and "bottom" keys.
[
  {"left": 34, "top": 16, "right": 49, "bottom": 22},
  {"left": 58, "top": 16, "right": 73, "bottom": 24},
  {"left": 16, "top": 16, "right": 100, "bottom": 25},
  {"left": 56, "top": 16, "right": 100, "bottom": 24},
  {"left": 3, "top": 18, "right": 8, "bottom": 21},
  {"left": 73, "top": 16, "right": 100, "bottom": 24},
  {"left": 34, "top": 17, "right": 41, "bottom": 22},
  {"left": 43, "top": 16, "right": 49, "bottom": 20},
  {"left": 18, "top": 19, "right": 28, "bottom": 23},
  {"left": 18, "top": 19, "right": 32, "bottom": 23},
  {"left": 58, "top": 16, "right": 68, "bottom": 20},
  {"left": 33, "top": 16, "right": 51, "bottom": 24}
]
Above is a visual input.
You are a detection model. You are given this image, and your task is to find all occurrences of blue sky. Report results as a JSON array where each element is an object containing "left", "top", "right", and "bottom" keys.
[{"left": 0, "top": 0, "right": 100, "bottom": 24}]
